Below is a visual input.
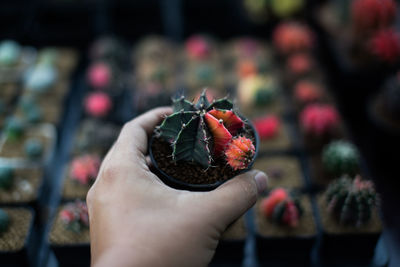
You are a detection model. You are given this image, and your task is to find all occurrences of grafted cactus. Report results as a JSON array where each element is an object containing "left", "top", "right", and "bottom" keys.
[
  {"left": 326, "top": 175, "right": 377, "bottom": 227},
  {"left": 156, "top": 90, "right": 255, "bottom": 170},
  {"left": 60, "top": 200, "right": 89, "bottom": 232},
  {"left": 260, "top": 188, "right": 303, "bottom": 227}
]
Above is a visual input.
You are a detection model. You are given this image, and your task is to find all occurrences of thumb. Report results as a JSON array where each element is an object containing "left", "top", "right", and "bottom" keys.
[{"left": 206, "top": 170, "right": 268, "bottom": 227}]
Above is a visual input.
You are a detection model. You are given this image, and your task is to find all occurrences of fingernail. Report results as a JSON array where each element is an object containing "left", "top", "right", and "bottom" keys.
[{"left": 254, "top": 171, "right": 268, "bottom": 194}]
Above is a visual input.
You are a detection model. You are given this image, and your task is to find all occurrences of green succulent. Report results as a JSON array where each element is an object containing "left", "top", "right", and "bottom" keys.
[
  {"left": 0, "top": 167, "right": 14, "bottom": 190},
  {"left": 322, "top": 140, "right": 359, "bottom": 176}
]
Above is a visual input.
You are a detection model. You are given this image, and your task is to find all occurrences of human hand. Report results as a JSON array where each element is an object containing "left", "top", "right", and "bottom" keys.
[{"left": 87, "top": 107, "right": 268, "bottom": 267}]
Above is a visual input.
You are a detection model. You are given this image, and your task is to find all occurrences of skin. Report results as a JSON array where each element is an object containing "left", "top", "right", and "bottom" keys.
[{"left": 87, "top": 107, "right": 268, "bottom": 267}]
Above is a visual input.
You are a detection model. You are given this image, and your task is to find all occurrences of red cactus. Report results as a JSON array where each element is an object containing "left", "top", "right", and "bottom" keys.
[
  {"left": 261, "top": 188, "right": 288, "bottom": 217},
  {"left": 253, "top": 115, "right": 280, "bottom": 140},
  {"left": 300, "top": 104, "right": 340, "bottom": 136},
  {"left": 70, "top": 155, "right": 101, "bottom": 185},
  {"left": 287, "top": 53, "right": 312, "bottom": 75},
  {"left": 85, "top": 92, "right": 113, "bottom": 118},
  {"left": 185, "top": 35, "right": 211, "bottom": 60},
  {"left": 207, "top": 109, "right": 245, "bottom": 135},
  {"left": 60, "top": 200, "right": 89, "bottom": 230},
  {"left": 294, "top": 80, "right": 323, "bottom": 104},
  {"left": 237, "top": 59, "right": 257, "bottom": 78},
  {"left": 205, "top": 113, "right": 233, "bottom": 156},
  {"left": 369, "top": 28, "right": 400, "bottom": 63},
  {"left": 87, "top": 62, "right": 111, "bottom": 89},
  {"left": 260, "top": 188, "right": 301, "bottom": 227},
  {"left": 273, "top": 22, "right": 314, "bottom": 54},
  {"left": 224, "top": 136, "right": 255, "bottom": 170},
  {"left": 352, "top": 0, "right": 397, "bottom": 32}
]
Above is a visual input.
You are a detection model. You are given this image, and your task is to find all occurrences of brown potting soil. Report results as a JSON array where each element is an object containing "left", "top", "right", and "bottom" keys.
[
  {"left": 152, "top": 137, "right": 243, "bottom": 185},
  {"left": 0, "top": 168, "right": 42, "bottom": 204},
  {"left": 49, "top": 207, "right": 90, "bottom": 245},
  {"left": 254, "top": 156, "right": 304, "bottom": 188},
  {"left": 317, "top": 195, "right": 382, "bottom": 234},
  {"left": 255, "top": 196, "right": 317, "bottom": 238},
  {"left": 221, "top": 216, "right": 247, "bottom": 241},
  {"left": 308, "top": 153, "right": 333, "bottom": 187},
  {"left": 0, "top": 208, "right": 33, "bottom": 252}
]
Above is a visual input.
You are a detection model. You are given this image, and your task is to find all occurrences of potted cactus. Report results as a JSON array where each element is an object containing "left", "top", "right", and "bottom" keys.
[
  {"left": 315, "top": 0, "right": 399, "bottom": 96},
  {"left": 0, "top": 207, "right": 35, "bottom": 266},
  {"left": 254, "top": 188, "right": 317, "bottom": 263},
  {"left": 299, "top": 103, "right": 343, "bottom": 152},
  {"left": 309, "top": 140, "right": 360, "bottom": 187},
  {"left": 62, "top": 154, "right": 101, "bottom": 200},
  {"left": 49, "top": 201, "right": 90, "bottom": 267},
  {"left": 149, "top": 90, "right": 259, "bottom": 191},
  {"left": 0, "top": 166, "right": 44, "bottom": 210},
  {"left": 317, "top": 175, "right": 381, "bottom": 261}
]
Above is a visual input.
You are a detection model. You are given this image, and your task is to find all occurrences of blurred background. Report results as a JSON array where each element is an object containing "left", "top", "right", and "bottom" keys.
[{"left": 0, "top": 0, "right": 400, "bottom": 266}]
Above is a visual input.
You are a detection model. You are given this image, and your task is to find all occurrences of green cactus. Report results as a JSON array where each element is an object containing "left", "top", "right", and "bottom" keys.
[
  {"left": 0, "top": 167, "right": 14, "bottom": 190},
  {"left": 322, "top": 140, "right": 359, "bottom": 176},
  {"left": 326, "top": 175, "right": 376, "bottom": 226},
  {"left": 4, "top": 117, "right": 25, "bottom": 141},
  {"left": 0, "top": 209, "right": 9, "bottom": 234},
  {"left": 156, "top": 90, "right": 250, "bottom": 169},
  {"left": 24, "top": 138, "right": 44, "bottom": 159}
]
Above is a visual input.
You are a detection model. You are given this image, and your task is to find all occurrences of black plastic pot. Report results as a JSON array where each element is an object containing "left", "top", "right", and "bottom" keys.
[
  {"left": 51, "top": 243, "right": 90, "bottom": 267},
  {"left": 0, "top": 208, "right": 35, "bottom": 267},
  {"left": 256, "top": 235, "right": 316, "bottom": 265},
  {"left": 149, "top": 122, "right": 259, "bottom": 191},
  {"left": 212, "top": 239, "right": 245, "bottom": 263},
  {"left": 320, "top": 231, "right": 381, "bottom": 262}
]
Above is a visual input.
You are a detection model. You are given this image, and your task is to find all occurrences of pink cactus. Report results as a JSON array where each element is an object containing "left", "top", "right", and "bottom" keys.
[
  {"left": 87, "top": 62, "right": 111, "bottom": 89},
  {"left": 300, "top": 104, "right": 340, "bottom": 136},
  {"left": 369, "top": 28, "right": 400, "bottom": 63},
  {"left": 85, "top": 92, "right": 113, "bottom": 118},
  {"left": 287, "top": 53, "right": 312, "bottom": 75},
  {"left": 273, "top": 22, "right": 314, "bottom": 54},
  {"left": 70, "top": 154, "right": 101, "bottom": 185},
  {"left": 253, "top": 115, "right": 280, "bottom": 140},
  {"left": 294, "top": 80, "right": 323, "bottom": 104},
  {"left": 185, "top": 35, "right": 211, "bottom": 60},
  {"left": 352, "top": 0, "right": 397, "bottom": 32}
]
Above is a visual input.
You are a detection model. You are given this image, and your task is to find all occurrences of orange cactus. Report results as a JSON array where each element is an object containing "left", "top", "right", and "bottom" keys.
[
  {"left": 224, "top": 136, "right": 255, "bottom": 170},
  {"left": 260, "top": 188, "right": 288, "bottom": 217},
  {"left": 205, "top": 113, "right": 233, "bottom": 156},
  {"left": 207, "top": 109, "right": 244, "bottom": 135}
]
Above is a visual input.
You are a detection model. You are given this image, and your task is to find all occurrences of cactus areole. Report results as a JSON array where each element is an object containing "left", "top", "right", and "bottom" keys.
[{"left": 150, "top": 89, "right": 259, "bottom": 190}]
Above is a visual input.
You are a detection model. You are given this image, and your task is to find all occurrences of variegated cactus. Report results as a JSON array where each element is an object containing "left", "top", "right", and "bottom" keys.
[{"left": 155, "top": 90, "right": 255, "bottom": 169}]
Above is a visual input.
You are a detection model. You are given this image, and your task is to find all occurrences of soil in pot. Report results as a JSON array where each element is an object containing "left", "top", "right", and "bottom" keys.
[
  {"left": 0, "top": 207, "right": 34, "bottom": 266},
  {"left": 0, "top": 208, "right": 33, "bottom": 252},
  {"left": 254, "top": 195, "right": 317, "bottom": 262},
  {"left": 151, "top": 137, "right": 242, "bottom": 185},
  {"left": 0, "top": 167, "right": 42, "bottom": 205},
  {"left": 317, "top": 194, "right": 382, "bottom": 261},
  {"left": 49, "top": 205, "right": 90, "bottom": 267},
  {"left": 253, "top": 156, "right": 304, "bottom": 188}
]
